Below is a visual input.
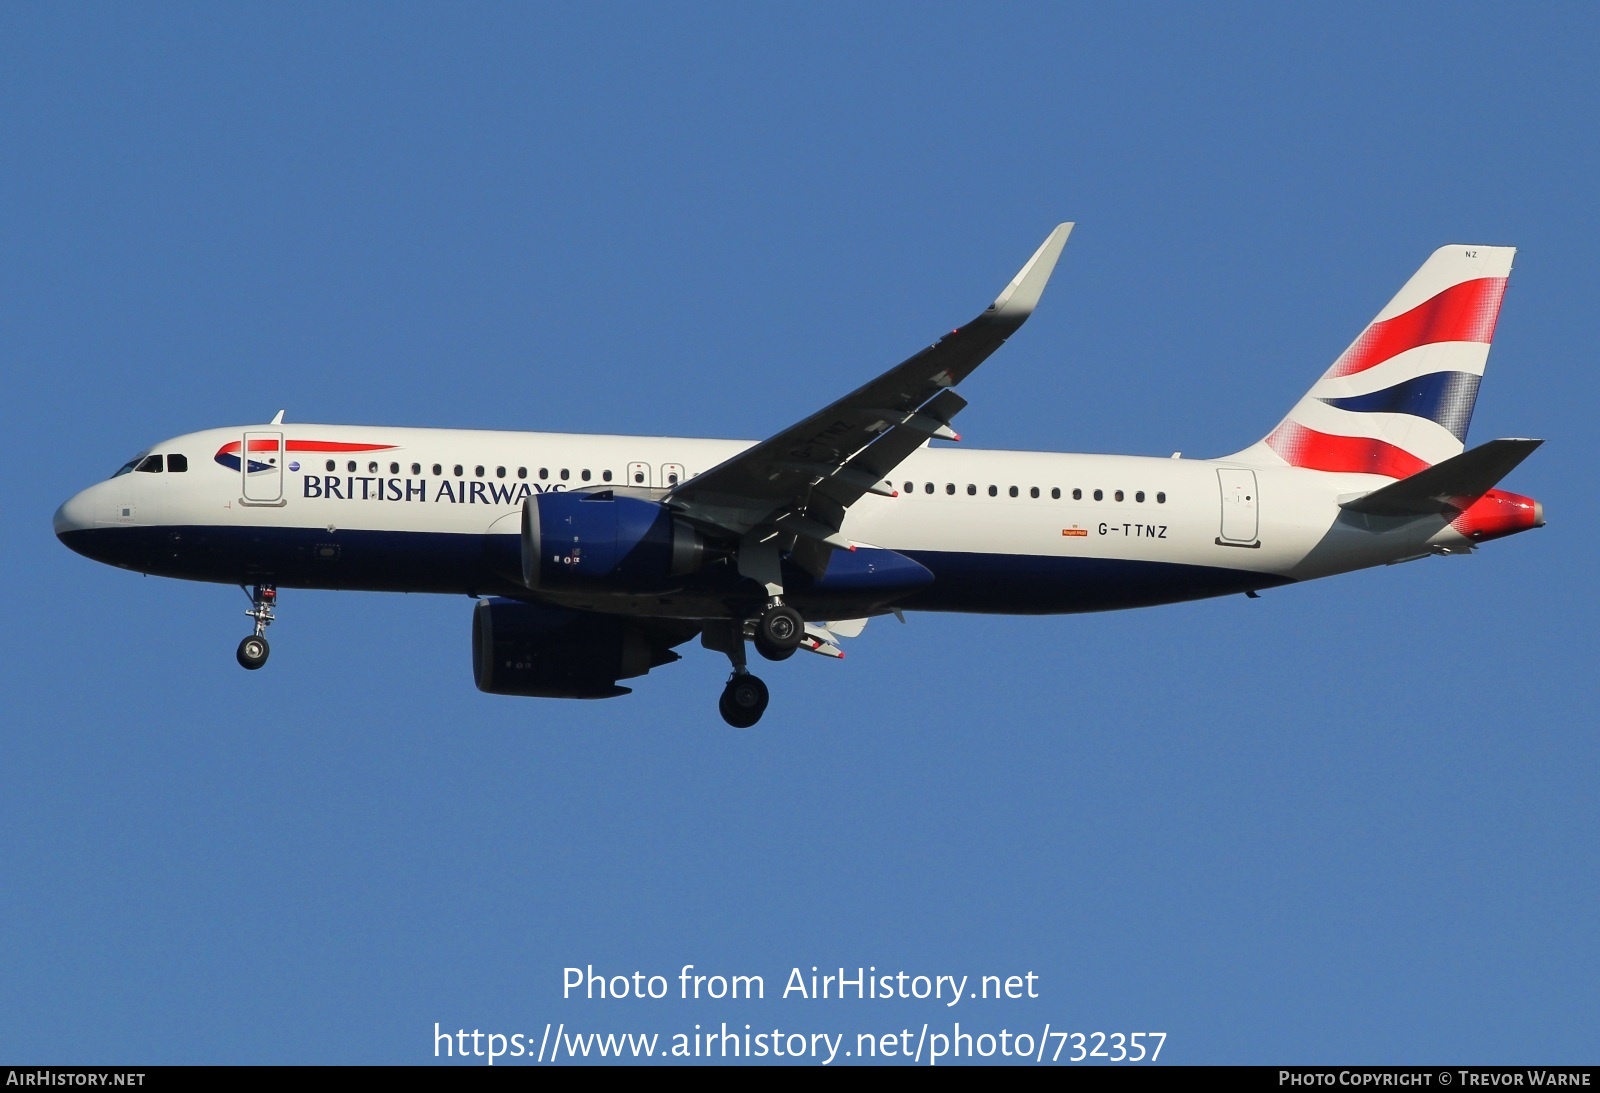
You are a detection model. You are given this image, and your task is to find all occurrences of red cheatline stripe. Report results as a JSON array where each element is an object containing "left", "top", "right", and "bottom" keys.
[
  {"left": 284, "top": 440, "right": 397, "bottom": 452},
  {"left": 217, "top": 440, "right": 398, "bottom": 455},
  {"left": 1330, "top": 277, "right": 1506, "bottom": 378},
  {"left": 1267, "top": 422, "right": 1431, "bottom": 478}
]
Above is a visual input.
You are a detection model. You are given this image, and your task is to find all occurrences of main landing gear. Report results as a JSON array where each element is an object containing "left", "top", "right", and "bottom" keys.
[
  {"left": 705, "top": 610, "right": 806, "bottom": 728},
  {"left": 710, "top": 537, "right": 810, "bottom": 727},
  {"left": 236, "top": 582, "right": 276, "bottom": 670},
  {"left": 752, "top": 603, "right": 804, "bottom": 662},
  {"left": 719, "top": 673, "right": 769, "bottom": 730}
]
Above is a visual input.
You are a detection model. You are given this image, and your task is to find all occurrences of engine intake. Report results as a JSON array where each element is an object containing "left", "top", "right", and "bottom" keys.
[{"left": 521, "top": 492, "right": 704, "bottom": 592}]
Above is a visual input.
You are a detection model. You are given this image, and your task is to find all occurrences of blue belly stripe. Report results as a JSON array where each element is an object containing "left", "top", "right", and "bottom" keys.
[{"left": 57, "top": 525, "right": 1289, "bottom": 615}]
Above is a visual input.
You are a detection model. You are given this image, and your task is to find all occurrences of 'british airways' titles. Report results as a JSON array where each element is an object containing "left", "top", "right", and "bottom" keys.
[{"left": 301, "top": 476, "right": 566, "bottom": 505}]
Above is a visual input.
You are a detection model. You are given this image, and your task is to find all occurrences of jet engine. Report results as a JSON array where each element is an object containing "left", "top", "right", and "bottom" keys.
[
  {"left": 521, "top": 492, "right": 705, "bottom": 592},
  {"left": 471, "top": 598, "right": 688, "bottom": 698}
]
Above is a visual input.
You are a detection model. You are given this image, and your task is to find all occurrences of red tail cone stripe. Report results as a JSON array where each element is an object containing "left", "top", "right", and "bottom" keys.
[{"left": 1451, "top": 489, "right": 1542, "bottom": 541}]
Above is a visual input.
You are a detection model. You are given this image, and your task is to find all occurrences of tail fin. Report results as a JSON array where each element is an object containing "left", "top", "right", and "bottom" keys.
[{"left": 1230, "top": 244, "right": 1514, "bottom": 476}]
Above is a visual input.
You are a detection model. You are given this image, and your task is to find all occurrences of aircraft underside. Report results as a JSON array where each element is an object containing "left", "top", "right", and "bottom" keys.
[{"left": 60, "top": 523, "right": 1287, "bottom": 617}]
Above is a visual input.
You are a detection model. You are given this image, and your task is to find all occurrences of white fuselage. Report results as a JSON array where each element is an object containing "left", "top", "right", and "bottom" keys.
[{"left": 55, "top": 422, "right": 1474, "bottom": 620}]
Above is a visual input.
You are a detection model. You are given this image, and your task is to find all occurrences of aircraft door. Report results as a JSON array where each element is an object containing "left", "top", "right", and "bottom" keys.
[
  {"left": 241, "top": 431, "right": 285, "bottom": 503},
  {"left": 627, "top": 461, "right": 651, "bottom": 487},
  {"left": 1216, "top": 468, "right": 1259, "bottom": 547},
  {"left": 661, "top": 463, "right": 685, "bottom": 488}
]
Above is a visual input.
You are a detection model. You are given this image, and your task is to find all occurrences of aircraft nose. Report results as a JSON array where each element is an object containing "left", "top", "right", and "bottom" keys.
[{"left": 53, "top": 487, "right": 98, "bottom": 544}]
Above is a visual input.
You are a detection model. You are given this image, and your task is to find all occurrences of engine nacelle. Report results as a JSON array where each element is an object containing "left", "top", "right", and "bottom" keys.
[
  {"left": 521, "top": 492, "right": 704, "bottom": 592},
  {"left": 471, "top": 598, "right": 683, "bottom": 699}
]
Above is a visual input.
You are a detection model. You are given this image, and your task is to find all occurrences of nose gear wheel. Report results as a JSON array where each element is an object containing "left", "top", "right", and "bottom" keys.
[{"left": 237, "top": 634, "right": 270, "bottom": 669}]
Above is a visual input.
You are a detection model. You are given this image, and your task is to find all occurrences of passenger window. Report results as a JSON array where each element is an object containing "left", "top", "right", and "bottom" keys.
[
  {"left": 326, "top": 460, "right": 337, "bottom": 472},
  {"left": 540, "top": 468, "right": 549, "bottom": 480},
  {"left": 136, "top": 455, "right": 163, "bottom": 473},
  {"left": 945, "top": 483, "right": 955, "bottom": 495},
  {"left": 411, "top": 463, "right": 422, "bottom": 475},
  {"left": 1157, "top": 492, "right": 1167, "bottom": 504},
  {"left": 1008, "top": 486, "right": 1018, "bottom": 498},
  {"left": 904, "top": 482, "right": 913, "bottom": 494},
  {"left": 347, "top": 460, "right": 357, "bottom": 473},
  {"left": 560, "top": 469, "right": 570, "bottom": 481},
  {"left": 925, "top": 482, "right": 934, "bottom": 494},
  {"left": 1072, "top": 488, "right": 1082, "bottom": 500},
  {"left": 475, "top": 465, "right": 485, "bottom": 478},
  {"left": 668, "top": 472, "right": 679, "bottom": 485},
  {"left": 517, "top": 467, "right": 527, "bottom": 480},
  {"left": 1136, "top": 491, "right": 1145, "bottom": 503},
  {"left": 988, "top": 485, "right": 997, "bottom": 497},
  {"left": 388, "top": 462, "right": 398, "bottom": 474},
  {"left": 634, "top": 470, "right": 646, "bottom": 484},
  {"left": 454, "top": 465, "right": 464, "bottom": 477},
  {"left": 432, "top": 464, "right": 442, "bottom": 476},
  {"left": 602, "top": 470, "right": 613, "bottom": 482},
  {"left": 1114, "top": 489, "right": 1124, "bottom": 502},
  {"left": 1030, "top": 487, "right": 1040, "bottom": 499},
  {"left": 368, "top": 461, "right": 379, "bottom": 474},
  {"left": 167, "top": 454, "right": 188, "bottom": 472},
  {"left": 1093, "top": 489, "right": 1103, "bottom": 501},
  {"left": 496, "top": 466, "right": 506, "bottom": 479},
  {"left": 967, "top": 484, "right": 976, "bottom": 496},
  {"left": 582, "top": 469, "right": 592, "bottom": 482},
  {"left": 1051, "top": 487, "right": 1059, "bottom": 499}
]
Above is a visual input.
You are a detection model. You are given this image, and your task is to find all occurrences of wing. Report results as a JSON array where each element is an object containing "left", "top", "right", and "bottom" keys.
[{"left": 666, "top": 223, "right": 1073, "bottom": 567}]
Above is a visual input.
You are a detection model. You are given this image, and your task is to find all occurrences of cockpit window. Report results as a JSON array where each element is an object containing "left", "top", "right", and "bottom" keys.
[
  {"left": 135, "top": 455, "right": 164, "bottom": 473},
  {"left": 112, "top": 453, "right": 146, "bottom": 478},
  {"left": 167, "top": 454, "right": 188, "bottom": 472}
]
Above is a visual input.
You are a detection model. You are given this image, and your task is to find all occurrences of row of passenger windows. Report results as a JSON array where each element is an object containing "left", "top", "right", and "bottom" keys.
[
  {"left": 113, "top": 449, "right": 1159, "bottom": 506},
  {"left": 322, "top": 460, "right": 683, "bottom": 487},
  {"left": 113, "top": 453, "right": 188, "bottom": 476},
  {"left": 902, "top": 481, "right": 1166, "bottom": 504}
]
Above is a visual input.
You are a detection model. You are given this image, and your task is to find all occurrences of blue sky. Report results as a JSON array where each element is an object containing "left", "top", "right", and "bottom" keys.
[{"left": 3, "top": 4, "right": 1595, "bottom": 1064}]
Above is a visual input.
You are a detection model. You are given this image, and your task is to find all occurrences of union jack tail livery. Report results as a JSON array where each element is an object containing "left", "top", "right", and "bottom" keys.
[{"left": 1233, "top": 244, "right": 1514, "bottom": 478}]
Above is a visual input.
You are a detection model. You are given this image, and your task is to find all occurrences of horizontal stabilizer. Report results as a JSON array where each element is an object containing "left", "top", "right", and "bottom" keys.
[{"left": 1340, "top": 438, "right": 1543, "bottom": 516}]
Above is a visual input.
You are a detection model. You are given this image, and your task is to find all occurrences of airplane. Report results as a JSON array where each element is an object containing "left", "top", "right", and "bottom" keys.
[{"left": 53, "top": 224, "right": 1545, "bottom": 727}]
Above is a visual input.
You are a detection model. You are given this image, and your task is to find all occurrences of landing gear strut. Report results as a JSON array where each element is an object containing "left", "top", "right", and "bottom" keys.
[{"left": 237, "top": 582, "right": 276, "bottom": 670}]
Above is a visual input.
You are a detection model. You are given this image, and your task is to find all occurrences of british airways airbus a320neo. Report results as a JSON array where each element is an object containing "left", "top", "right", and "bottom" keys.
[{"left": 54, "top": 225, "right": 1544, "bottom": 726}]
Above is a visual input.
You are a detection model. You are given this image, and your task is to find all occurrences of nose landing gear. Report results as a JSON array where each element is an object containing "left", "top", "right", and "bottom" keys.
[{"left": 236, "top": 583, "right": 276, "bottom": 670}]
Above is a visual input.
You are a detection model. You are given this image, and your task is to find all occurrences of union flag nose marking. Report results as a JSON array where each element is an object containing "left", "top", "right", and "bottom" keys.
[{"left": 215, "top": 439, "right": 397, "bottom": 472}]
